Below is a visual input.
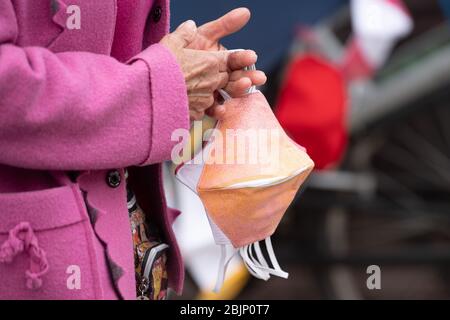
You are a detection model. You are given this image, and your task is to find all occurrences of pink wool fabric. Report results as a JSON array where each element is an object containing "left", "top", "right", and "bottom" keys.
[{"left": 0, "top": 0, "right": 189, "bottom": 299}]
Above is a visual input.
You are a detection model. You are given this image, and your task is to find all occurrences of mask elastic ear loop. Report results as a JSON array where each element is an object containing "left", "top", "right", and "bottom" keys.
[
  {"left": 213, "top": 245, "right": 227, "bottom": 293},
  {"left": 265, "top": 237, "right": 289, "bottom": 279},
  {"left": 213, "top": 244, "right": 238, "bottom": 293},
  {"left": 218, "top": 89, "right": 233, "bottom": 101},
  {"left": 254, "top": 241, "right": 270, "bottom": 268},
  {"left": 239, "top": 246, "right": 270, "bottom": 281},
  {"left": 239, "top": 246, "right": 262, "bottom": 279},
  {"left": 247, "top": 243, "right": 272, "bottom": 280},
  {"left": 247, "top": 241, "right": 288, "bottom": 279}
]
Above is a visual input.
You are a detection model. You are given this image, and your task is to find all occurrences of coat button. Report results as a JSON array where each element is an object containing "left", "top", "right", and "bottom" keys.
[
  {"left": 152, "top": 6, "right": 162, "bottom": 23},
  {"left": 106, "top": 170, "right": 121, "bottom": 188}
]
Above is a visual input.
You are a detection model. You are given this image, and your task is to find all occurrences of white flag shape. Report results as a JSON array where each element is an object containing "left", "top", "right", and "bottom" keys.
[{"left": 351, "top": 0, "right": 413, "bottom": 69}]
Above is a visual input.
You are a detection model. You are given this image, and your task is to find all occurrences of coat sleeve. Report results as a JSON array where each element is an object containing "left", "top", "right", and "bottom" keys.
[{"left": 0, "top": 2, "right": 189, "bottom": 171}]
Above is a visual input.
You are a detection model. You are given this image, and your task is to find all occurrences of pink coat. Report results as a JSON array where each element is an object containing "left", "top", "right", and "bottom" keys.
[{"left": 0, "top": 0, "right": 189, "bottom": 299}]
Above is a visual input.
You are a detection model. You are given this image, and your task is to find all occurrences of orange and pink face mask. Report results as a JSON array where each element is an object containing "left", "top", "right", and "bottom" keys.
[{"left": 175, "top": 60, "right": 314, "bottom": 291}]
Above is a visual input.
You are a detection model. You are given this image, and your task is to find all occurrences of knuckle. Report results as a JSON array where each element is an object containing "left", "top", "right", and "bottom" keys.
[
  {"left": 206, "top": 80, "right": 216, "bottom": 91},
  {"left": 200, "top": 96, "right": 213, "bottom": 109},
  {"left": 191, "top": 96, "right": 204, "bottom": 109},
  {"left": 207, "top": 95, "right": 215, "bottom": 107},
  {"left": 196, "top": 96, "right": 214, "bottom": 110},
  {"left": 211, "top": 78, "right": 221, "bottom": 90},
  {"left": 222, "top": 74, "right": 230, "bottom": 86},
  {"left": 194, "top": 112, "right": 204, "bottom": 121},
  {"left": 204, "top": 54, "right": 216, "bottom": 68},
  {"left": 189, "top": 95, "right": 198, "bottom": 105}
]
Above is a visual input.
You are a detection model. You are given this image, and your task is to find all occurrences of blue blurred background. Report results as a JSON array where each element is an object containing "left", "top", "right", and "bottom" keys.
[{"left": 171, "top": 0, "right": 347, "bottom": 71}]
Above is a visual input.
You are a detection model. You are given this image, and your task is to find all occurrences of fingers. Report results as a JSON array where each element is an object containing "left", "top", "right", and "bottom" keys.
[
  {"left": 206, "top": 93, "right": 228, "bottom": 120},
  {"left": 210, "top": 50, "right": 231, "bottom": 73},
  {"left": 188, "top": 91, "right": 218, "bottom": 121},
  {"left": 227, "top": 50, "right": 258, "bottom": 71},
  {"left": 170, "top": 20, "right": 197, "bottom": 49},
  {"left": 189, "top": 93, "right": 215, "bottom": 109},
  {"left": 198, "top": 8, "right": 251, "bottom": 43},
  {"left": 206, "top": 103, "right": 227, "bottom": 120},
  {"left": 217, "top": 72, "right": 229, "bottom": 89},
  {"left": 221, "top": 66, "right": 266, "bottom": 98},
  {"left": 223, "top": 77, "right": 252, "bottom": 97},
  {"left": 186, "top": 51, "right": 231, "bottom": 121},
  {"left": 195, "top": 69, "right": 266, "bottom": 120},
  {"left": 210, "top": 49, "right": 259, "bottom": 73},
  {"left": 189, "top": 60, "right": 266, "bottom": 120},
  {"left": 230, "top": 69, "right": 267, "bottom": 86},
  {"left": 190, "top": 110, "right": 205, "bottom": 121}
]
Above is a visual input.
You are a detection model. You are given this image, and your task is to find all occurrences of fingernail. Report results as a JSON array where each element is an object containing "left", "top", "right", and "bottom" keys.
[{"left": 181, "top": 20, "right": 197, "bottom": 29}]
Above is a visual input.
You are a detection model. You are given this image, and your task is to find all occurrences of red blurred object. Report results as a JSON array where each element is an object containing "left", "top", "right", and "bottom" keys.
[{"left": 275, "top": 54, "right": 348, "bottom": 170}]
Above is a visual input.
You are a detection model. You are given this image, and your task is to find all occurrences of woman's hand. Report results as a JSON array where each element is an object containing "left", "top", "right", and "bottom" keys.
[
  {"left": 161, "top": 20, "right": 236, "bottom": 121},
  {"left": 187, "top": 8, "right": 267, "bottom": 119}
]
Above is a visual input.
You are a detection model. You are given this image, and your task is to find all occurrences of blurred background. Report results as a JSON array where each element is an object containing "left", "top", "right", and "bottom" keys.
[{"left": 168, "top": 0, "right": 450, "bottom": 300}]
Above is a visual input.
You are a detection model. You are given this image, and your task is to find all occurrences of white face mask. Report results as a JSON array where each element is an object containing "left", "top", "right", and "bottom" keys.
[
  {"left": 176, "top": 147, "right": 290, "bottom": 292},
  {"left": 175, "top": 50, "right": 314, "bottom": 292}
]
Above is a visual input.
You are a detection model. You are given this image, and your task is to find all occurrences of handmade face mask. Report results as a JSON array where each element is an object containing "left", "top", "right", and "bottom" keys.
[{"left": 176, "top": 59, "right": 314, "bottom": 291}]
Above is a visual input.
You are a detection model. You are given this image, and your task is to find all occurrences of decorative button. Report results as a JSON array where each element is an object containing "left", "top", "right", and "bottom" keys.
[
  {"left": 106, "top": 170, "right": 121, "bottom": 188},
  {"left": 152, "top": 6, "right": 162, "bottom": 23}
]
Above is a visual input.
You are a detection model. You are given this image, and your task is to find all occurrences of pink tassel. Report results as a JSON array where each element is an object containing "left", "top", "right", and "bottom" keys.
[{"left": 0, "top": 222, "right": 49, "bottom": 290}]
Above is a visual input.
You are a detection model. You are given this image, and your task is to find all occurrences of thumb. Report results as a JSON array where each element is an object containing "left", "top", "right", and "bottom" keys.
[{"left": 171, "top": 20, "right": 197, "bottom": 48}]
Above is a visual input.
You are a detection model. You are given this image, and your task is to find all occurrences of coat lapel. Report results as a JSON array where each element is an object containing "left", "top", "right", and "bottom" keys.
[
  {"left": 49, "top": 0, "right": 170, "bottom": 54},
  {"left": 48, "top": 0, "right": 117, "bottom": 54}
]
